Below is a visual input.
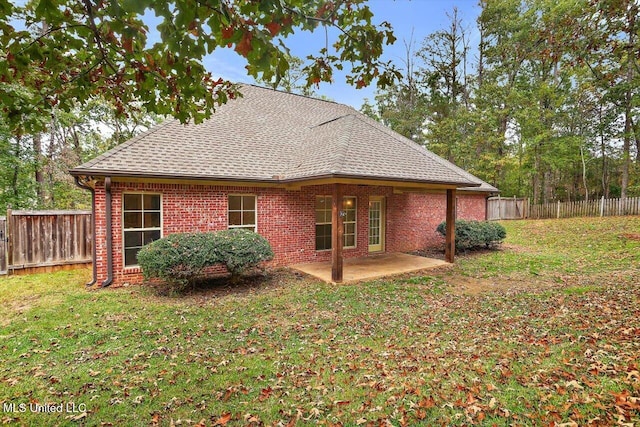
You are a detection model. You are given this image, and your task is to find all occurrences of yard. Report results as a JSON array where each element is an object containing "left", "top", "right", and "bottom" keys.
[{"left": 1, "top": 217, "right": 639, "bottom": 426}]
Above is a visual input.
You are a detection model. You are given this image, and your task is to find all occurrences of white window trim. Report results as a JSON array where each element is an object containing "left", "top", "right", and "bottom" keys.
[
  {"left": 122, "top": 192, "right": 163, "bottom": 269},
  {"left": 315, "top": 196, "right": 332, "bottom": 252},
  {"left": 227, "top": 194, "right": 258, "bottom": 232},
  {"left": 315, "top": 195, "right": 357, "bottom": 251},
  {"left": 343, "top": 196, "right": 357, "bottom": 249}
]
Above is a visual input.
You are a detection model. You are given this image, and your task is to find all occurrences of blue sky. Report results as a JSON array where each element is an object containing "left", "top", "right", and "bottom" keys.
[
  {"left": 205, "top": 0, "right": 482, "bottom": 109},
  {"left": 12, "top": 0, "right": 481, "bottom": 109}
]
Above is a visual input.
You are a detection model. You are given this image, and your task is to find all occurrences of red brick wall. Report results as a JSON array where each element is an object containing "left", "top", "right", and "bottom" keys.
[
  {"left": 92, "top": 181, "right": 487, "bottom": 286},
  {"left": 386, "top": 192, "right": 487, "bottom": 251},
  {"left": 457, "top": 193, "right": 488, "bottom": 221},
  {"left": 387, "top": 193, "right": 445, "bottom": 251}
]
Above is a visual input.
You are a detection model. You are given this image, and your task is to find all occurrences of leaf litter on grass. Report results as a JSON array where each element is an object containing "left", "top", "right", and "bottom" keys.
[{"left": 0, "top": 217, "right": 639, "bottom": 425}]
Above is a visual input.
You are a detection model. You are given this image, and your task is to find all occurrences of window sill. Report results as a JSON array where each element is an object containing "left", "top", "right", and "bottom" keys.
[
  {"left": 316, "top": 246, "right": 356, "bottom": 252},
  {"left": 123, "top": 266, "right": 142, "bottom": 274}
]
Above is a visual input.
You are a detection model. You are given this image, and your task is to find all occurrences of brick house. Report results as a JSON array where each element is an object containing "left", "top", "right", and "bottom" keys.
[{"left": 71, "top": 85, "right": 498, "bottom": 286}]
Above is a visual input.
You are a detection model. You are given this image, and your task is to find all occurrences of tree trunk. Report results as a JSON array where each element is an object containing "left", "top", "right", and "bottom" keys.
[
  {"left": 580, "top": 145, "right": 589, "bottom": 202},
  {"left": 533, "top": 145, "right": 541, "bottom": 204},
  {"left": 477, "top": 16, "right": 485, "bottom": 88},
  {"left": 47, "top": 116, "right": 57, "bottom": 208},
  {"left": 543, "top": 170, "right": 553, "bottom": 204},
  {"left": 621, "top": 103, "right": 631, "bottom": 200},
  {"left": 11, "top": 136, "right": 21, "bottom": 198},
  {"left": 599, "top": 103, "right": 609, "bottom": 198},
  {"left": 631, "top": 115, "right": 640, "bottom": 164},
  {"left": 620, "top": 6, "right": 636, "bottom": 199},
  {"left": 33, "top": 133, "right": 44, "bottom": 205}
]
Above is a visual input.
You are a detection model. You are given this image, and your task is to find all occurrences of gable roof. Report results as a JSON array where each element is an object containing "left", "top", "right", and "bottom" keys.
[{"left": 71, "top": 84, "right": 497, "bottom": 192}]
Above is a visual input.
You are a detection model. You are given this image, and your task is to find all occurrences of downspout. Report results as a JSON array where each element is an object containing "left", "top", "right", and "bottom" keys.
[
  {"left": 485, "top": 195, "right": 489, "bottom": 221},
  {"left": 102, "top": 177, "right": 113, "bottom": 287},
  {"left": 73, "top": 176, "right": 97, "bottom": 287}
]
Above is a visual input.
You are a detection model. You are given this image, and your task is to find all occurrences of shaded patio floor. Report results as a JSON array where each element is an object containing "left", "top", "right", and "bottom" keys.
[{"left": 291, "top": 252, "right": 450, "bottom": 283}]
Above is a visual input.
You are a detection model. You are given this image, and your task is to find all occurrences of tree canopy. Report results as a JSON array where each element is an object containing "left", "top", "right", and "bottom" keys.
[
  {"left": 0, "top": 0, "right": 397, "bottom": 134},
  {"left": 364, "top": 0, "right": 640, "bottom": 202}
]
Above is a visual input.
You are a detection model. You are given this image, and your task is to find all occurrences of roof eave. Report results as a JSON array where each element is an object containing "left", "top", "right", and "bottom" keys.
[
  {"left": 458, "top": 187, "right": 500, "bottom": 194},
  {"left": 69, "top": 169, "right": 481, "bottom": 188},
  {"left": 282, "top": 173, "right": 481, "bottom": 188},
  {"left": 68, "top": 169, "right": 282, "bottom": 183}
]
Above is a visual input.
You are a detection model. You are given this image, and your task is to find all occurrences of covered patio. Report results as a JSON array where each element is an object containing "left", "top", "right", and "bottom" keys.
[
  {"left": 319, "top": 183, "right": 458, "bottom": 283},
  {"left": 292, "top": 252, "right": 449, "bottom": 284}
]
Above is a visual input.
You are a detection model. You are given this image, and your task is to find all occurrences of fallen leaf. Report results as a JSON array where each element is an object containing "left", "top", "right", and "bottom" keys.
[
  {"left": 214, "top": 413, "right": 232, "bottom": 426},
  {"left": 259, "top": 387, "right": 273, "bottom": 401}
]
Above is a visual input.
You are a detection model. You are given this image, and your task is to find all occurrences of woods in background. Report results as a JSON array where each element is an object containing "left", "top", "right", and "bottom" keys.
[
  {"left": 1, "top": 0, "right": 638, "bottom": 211},
  {"left": 363, "top": 0, "right": 639, "bottom": 203},
  {"left": 1, "top": 0, "right": 398, "bottom": 212},
  {"left": 0, "top": 100, "right": 158, "bottom": 211}
]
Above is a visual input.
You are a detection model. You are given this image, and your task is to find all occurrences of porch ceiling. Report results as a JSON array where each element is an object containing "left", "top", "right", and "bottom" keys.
[{"left": 291, "top": 252, "right": 449, "bottom": 284}]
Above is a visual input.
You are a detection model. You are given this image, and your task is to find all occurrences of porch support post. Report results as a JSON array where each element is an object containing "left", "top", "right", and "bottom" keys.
[
  {"left": 445, "top": 188, "right": 456, "bottom": 263},
  {"left": 331, "top": 183, "right": 344, "bottom": 282}
]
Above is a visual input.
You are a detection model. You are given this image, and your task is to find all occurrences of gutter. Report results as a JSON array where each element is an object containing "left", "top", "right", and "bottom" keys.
[
  {"left": 68, "top": 169, "right": 481, "bottom": 188},
  {"left": 102, "top": 177, "right": 113, "bottom": 287},
  {"left": 73, "top": 176, "right": 97, "bottom": 287},
  {"left": 281, "top": 173, "right": 481, "bottom": 188}
]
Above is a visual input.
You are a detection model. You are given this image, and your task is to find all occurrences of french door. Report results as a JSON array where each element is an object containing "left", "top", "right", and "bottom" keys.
[{"left": 368, "top": 197, "right": 385, "bottom": 252}]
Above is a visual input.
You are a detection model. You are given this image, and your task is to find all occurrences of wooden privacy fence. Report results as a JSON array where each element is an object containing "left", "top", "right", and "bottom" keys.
[
  {"left": 486, "top": 197, "right": 529, "bottom": 220},
  {"left": 529, "top": 196, "right": 640, "bottom": 219},
  {"left": 1, "top": 210, "right": 92, "bottom": 275},
  {"left": 0, "top": 216, "right": 6, "bottom": 274}
]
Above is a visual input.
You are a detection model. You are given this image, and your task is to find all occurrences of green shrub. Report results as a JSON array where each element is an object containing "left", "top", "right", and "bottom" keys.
[
  {"left": 215, "top": 229, "right": 275, "bottom": 277},
  {"left": 436, "top": 220, "right": 506, "bottom": 252},
  {"left": 137, "top": 229, "right": 274, "bottom": 290},
  {"left": 136, "top": 232, "right": 220, "bottom": 288}
]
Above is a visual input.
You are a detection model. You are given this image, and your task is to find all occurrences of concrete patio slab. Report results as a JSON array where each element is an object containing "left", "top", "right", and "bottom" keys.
[{"left": 292, "top": 252, "right": 450, "bottom": 283}]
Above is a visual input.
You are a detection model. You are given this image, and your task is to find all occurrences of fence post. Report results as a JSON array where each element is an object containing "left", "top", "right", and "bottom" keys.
[
  {"left": 6, "top": 207, "right": 12, "bottom": 270},
  {"left": 600, "top": 196, "right": 604, "bottom": 217},
  {"left": 498, "top": 195, "right": 502, "bottom": 220},
  {"left": 557, "top": 200, "right": 560, "bottom": 219}
]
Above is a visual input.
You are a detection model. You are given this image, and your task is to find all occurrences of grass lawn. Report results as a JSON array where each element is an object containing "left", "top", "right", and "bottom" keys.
[{"left": 1, "top": 217, "right": 639, "bottom": 426}]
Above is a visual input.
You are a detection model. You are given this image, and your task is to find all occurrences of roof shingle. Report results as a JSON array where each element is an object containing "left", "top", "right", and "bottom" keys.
[{"left": 71, "top": 84, "right": 498, "bottom": 192}]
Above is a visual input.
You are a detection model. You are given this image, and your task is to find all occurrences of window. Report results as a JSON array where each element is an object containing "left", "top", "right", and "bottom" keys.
[
  {"left": 315, "top": 196, "right": 332, "bottom": 250},
  {"left": 343, "top": 197, "right": 356, "bottom": 247},
  {"left": 315, "top": 196, "right": 357, "bottom": 250},
  {"left": 228, "top": 195, "right": 257, "bottom": 231},
  {"left": 123, "top": 193, "right": 161, "bottom": 267}
]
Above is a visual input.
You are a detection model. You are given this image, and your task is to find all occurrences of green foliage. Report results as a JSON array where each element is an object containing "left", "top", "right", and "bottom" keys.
[
  {"left": 1, "top": 0, "right": 398, "bottom": 133},
  {"left": 136, "top": 233, "right": 219, "bottom": 288},
  {"left": 214, "top": 229, "right": 275, "bottom": 277},
  {"left": 436, "top": 220, "right": 506, "bottom": 251},
  {"left": 137, "top": 230, "right": 274, "bottom": 289},
  {"left": 365, "top": 0, "right": 640, "bottom": 202},
  {"left": 0, "top": 120, "right": 35, "bottom": 210},
  {"left": 256, "top": 54, "right": 317, "bottom": 97},
  {"left": 360, "top": 37, "right": 428, "bottom": 144},
  {"left": 0, "top": 97, "right": 158, "bottom": 212}
]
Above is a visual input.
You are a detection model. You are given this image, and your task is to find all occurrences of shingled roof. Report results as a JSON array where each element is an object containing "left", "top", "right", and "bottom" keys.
[{"left": 71, "top": 84, "right": 498, "bottom": 192}]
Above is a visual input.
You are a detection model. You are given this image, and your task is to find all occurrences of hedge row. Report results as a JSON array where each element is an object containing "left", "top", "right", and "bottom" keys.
[
  {"left": 436, "top": 220, "right": 506, "bottom": 251},
  {"left": 136, "top": 229, "right": 274, "bottom": 287}
]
